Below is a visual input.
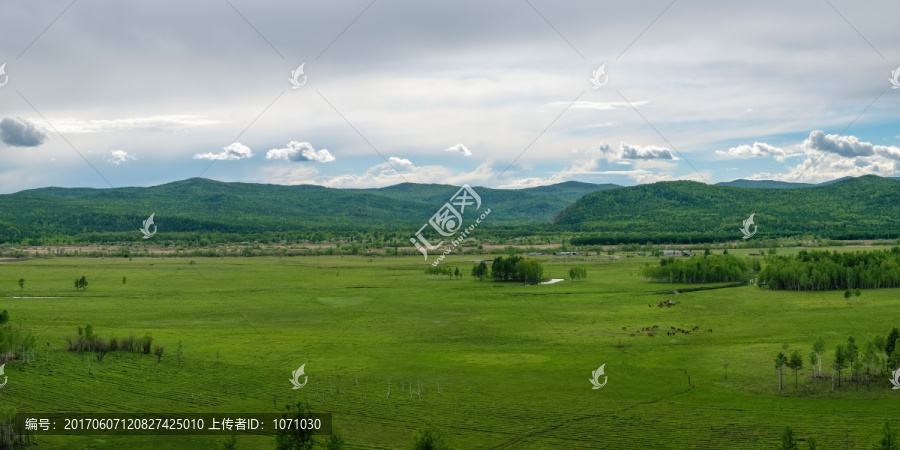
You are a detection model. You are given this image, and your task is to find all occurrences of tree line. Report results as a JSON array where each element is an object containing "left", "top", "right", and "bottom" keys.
[
  {"left": 775, "top": 327, "right": 900, "bottom": 393},
  {"left": 641, "top": 254, "right": 757, "bottom": 284},
  {"left": 66, "top": 325, "right": 164, "bottom": 362},
  {"left": 759, "top": 247, "right": 900, "bottom": 291}
]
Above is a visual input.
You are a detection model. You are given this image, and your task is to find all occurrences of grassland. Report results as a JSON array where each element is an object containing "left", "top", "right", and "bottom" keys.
[{"left": 1, "top": 248, "right": 899, "bottom": 449}]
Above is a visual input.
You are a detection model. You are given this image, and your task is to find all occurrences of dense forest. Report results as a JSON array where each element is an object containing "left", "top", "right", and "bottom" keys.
[
  {"left": 561, "top": 175, "right": 900, "bottom": 244},
  {"left": 759, "top": 247, "right": 900, "bottom": 291},
  {"left": 641, "top": 254, "right": 757, "bottom": 283}
]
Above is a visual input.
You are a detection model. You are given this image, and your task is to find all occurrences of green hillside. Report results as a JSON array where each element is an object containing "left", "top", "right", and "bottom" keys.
[
  {"left": 0, "top": 178, "right": 615, "bottom": 244},
  {"left": 556, "top": 175, "right": 900, "bottom": 243},
  {"left": 715, "top": 179, "right": 815, "bottom": 189}
]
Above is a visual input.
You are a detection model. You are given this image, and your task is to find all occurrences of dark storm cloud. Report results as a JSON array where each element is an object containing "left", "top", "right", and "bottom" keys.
[{"left": 0, "top": 118, "right": 49, "bottom": 147}]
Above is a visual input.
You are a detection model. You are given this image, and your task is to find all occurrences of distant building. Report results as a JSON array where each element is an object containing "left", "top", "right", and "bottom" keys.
[
  {"left": 553, "top": 251, "right": 579, "bottom": 256},
  {"left": 526, "top": 252, "right": 546, "bottom": 256},
  {"left": 661, "top": 250, "right": 682, "bottom": 256}
]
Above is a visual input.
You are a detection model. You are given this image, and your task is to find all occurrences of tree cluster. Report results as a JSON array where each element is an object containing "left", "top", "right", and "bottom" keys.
[
  {"left": 490, "top": 256, "right": 544, "bottom": 284},
  {"left": 759, "top": 247, "right": 900, "bottom": 291},
  {"left": 568, "top": 266, "right": 587, "bottom": 280},
  {"left": 66, "top": 325, "right": 156, "bottom": 362},
  {"left": 641, "top": 254, "right": 754, "bottom": 284}
]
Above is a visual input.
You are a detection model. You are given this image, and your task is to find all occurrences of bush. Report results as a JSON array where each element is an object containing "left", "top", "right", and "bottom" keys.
[{"left": 412, "top": 424, "right": 452, "bottom": 450}]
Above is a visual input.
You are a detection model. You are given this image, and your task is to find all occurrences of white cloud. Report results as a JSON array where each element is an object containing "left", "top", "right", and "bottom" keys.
[
  {"left": 265, "top": 141, "right": 335, "bottom": 163},
  {"left": 802, "top": 130, "right": 900, "bottom": 160},
  {"left": 550, "top": 101, "right": 648, "bottom": 110},
  {"left": 106, "top": 149, "right": 135, "bottom": 165},
  {"left": 193, "top": 142, "right": 253, "bottom": 160},
  {"left": 746, "top": 131, "right": 900, "bottom": 183},
  {"left": 444, "top": 144, "right": 472, "bottom": 156},
  {"left": 52, "top": 115, "right": 224, "bottom": 133},
  {"left": 716, "top": 142, "right": 795, "bottom": 162},
  {"left": 619, "top": 142, "right": 675, "bottom": 160}
]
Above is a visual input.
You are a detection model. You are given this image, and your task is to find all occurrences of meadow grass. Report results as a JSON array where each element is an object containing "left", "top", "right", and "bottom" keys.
[{"left": 0, "top": 248, "right": 898, "bottom": 448}]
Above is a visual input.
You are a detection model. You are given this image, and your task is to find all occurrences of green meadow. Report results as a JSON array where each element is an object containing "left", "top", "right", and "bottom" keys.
[{"left": 1, "top": 249, "right": 899, "bottom": 449}]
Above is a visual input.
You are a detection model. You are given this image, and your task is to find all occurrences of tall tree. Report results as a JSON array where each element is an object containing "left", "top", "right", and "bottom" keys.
[
  {"left": 886, "top": 328, "right": 900, "bottom": 357},
  {"left": 775, "top": 352, "right": 788, "bottom": 392},
  {"left": 17, "top": 278, "right": 24, "bottom": 290},
  {"left": 845, "top": 337, "right": 859, "bottom": 383},
  {"left": 787, "top": 350, "right": 803, "bottom": 389},
  {"left": 833, "top": 345, "right": 847, "bottom": 387},
  {"left": 812, "top": 337, "right": 825, "bottom": 376}
]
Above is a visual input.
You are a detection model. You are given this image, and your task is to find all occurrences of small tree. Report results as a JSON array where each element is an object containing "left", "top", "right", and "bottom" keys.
[
  {"left": 325, "top": 429, "right": 345, "bottom": 450},
  {"left": 787, "top": 350, "right": 803, "bottom": 389},
  {"left": 18, "top": 278, "right": 24, "bottom": 291},
  {"left": 775, "top": 352, "right": 788, "bottom": 392},
  {"left": 412, "top": 424, "right": 451, "bottom": 450},
  {"left": 874, "top": 421, "right": 899, "bottom": 450},
  {"left": 778, "top": 426, "right": 798, "bottom": 450},
  {"left": 220, "top": 435, "right": 239, "bottom": 450},
  {"left": 0, "top": 310, "right": 8, "bottom": 325},
  {"left": 843, "top": 289, "right": 851, "bottom": 299},
  {"left": 471, "top": 262, "right": 487, "bottom": 281},
  {"left": 854, "top": 288, "right": 861, "bottom": 298},
  {"left": 123, "top": 276, "right": 127, "bottom": 285},
  {"left": 275, "top": 402, "right": 316, "bottom": 450},
  {"left": 154, "top": 345, "right": 164, "bottom": 362}
]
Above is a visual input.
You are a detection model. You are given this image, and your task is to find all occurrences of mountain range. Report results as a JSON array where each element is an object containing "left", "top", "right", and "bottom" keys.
[{"left": 1, "top": 176, "right": 898, "bottom": 244}]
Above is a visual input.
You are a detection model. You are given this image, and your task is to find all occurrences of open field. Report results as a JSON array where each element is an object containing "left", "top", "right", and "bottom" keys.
[{"left": 1, "top": 249, "right": 899, "bottom": 448}]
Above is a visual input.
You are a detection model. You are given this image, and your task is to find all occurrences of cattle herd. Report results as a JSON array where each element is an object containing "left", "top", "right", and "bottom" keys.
[{"left": 622, "top": 325, "right": 712, "bottom": 337}]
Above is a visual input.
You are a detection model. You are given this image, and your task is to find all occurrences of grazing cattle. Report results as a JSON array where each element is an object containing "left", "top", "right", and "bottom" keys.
[
  {"left": 622, "top": 327, "right": 627, "bottom": 331},
  {"left": 685, "top": 331, "right": 690, "bottom": 334},
  {"left": 670, "top": 326, "right": 675, "bottom": 330},
  {"left": 692, "top": 326, "right": 699, "bottom": 331},
  {"left": 630, "top": 333, "right": 637, "bottom": 337},
  {"left": 647, "top": 332, "right": 654, "bottom": 337},
  {"left": 708, "top": 328, "right": 713, "bottom": 332},
  {"left": 652, "top": 325, "right": 658, "bottom": 330}
]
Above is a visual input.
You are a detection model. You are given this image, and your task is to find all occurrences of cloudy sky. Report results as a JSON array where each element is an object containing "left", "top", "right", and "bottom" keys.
[{"left": 1, "top": 0, "right": 899, "bottom": 193}]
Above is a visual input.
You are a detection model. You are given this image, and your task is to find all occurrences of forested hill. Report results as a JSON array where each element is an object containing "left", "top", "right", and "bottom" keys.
[
  {"left": 0, "top": 178, "right": 617, "bottom": 243},
  {"left": 555, "top": 175, "right": 900, "bottom": 244}
]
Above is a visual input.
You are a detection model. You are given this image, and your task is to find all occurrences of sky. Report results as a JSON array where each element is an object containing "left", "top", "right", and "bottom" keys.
[{"left": 1, "top": 0, "right": 899, "bottom": 193}]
